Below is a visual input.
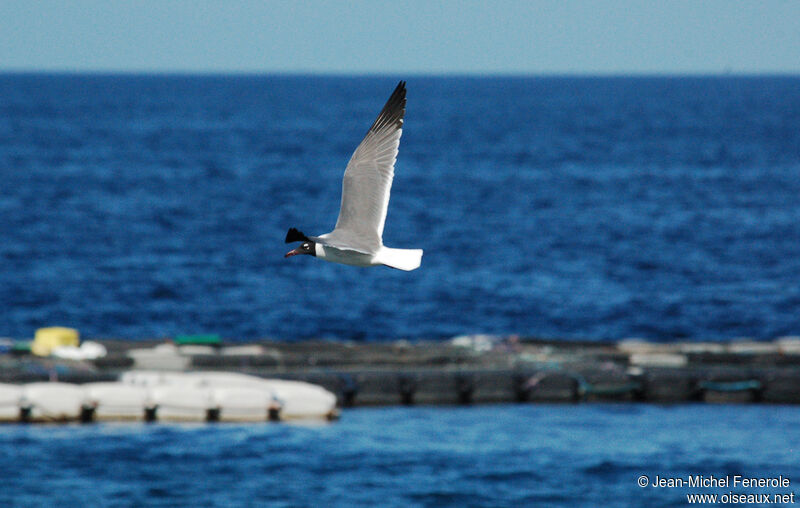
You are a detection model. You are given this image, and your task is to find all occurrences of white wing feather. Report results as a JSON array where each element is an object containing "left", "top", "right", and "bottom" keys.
[{"left": 315, "top": 82, "right": 406, "bottom": 254}]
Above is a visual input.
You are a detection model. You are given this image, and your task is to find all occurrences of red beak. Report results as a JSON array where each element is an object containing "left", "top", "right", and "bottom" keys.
[{"left": 285, "top": 248, "right": 301, "bottom": 258}]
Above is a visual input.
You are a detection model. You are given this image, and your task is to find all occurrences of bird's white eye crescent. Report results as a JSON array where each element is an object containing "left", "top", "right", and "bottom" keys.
[{"left": 302, "top": 243, "right": 309, "bottom": 249}]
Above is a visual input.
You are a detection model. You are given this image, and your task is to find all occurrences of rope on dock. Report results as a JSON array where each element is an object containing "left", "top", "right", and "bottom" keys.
[
  {"left": 579, "top": 381, "right": 642, "bottom": 397},
  {"left": 698, "top": 380, "right": 762, "bottom": 392},
  {"left": 523, "top": 369, "right": 642, "bottom": 401}
]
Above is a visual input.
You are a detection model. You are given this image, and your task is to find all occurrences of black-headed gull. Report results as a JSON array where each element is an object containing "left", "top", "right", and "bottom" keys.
[{"left": 285, "top": 81, "right": 423, "bottom": 271}]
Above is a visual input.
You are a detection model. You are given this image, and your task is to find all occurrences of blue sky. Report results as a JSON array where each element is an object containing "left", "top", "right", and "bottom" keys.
[{"left": 1, "top": 0, "right": 798, "bottom": 75}]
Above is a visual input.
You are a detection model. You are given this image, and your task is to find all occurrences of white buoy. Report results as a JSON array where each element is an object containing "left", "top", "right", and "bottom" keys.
[
  {"left": 259, "top": 379, "right": 338, "bottom": 420},
  {"left": 0, "top": 383, "right": 23, "bottom": 422},
  {"left": 211, "top": 386, "right": 274, "bottom": 422},
  {"left": 83, "top": 382, "right": 150, "bottom": 421},
  {"left": 149, "top": 385, "right": 213, "bottom": 422},
  {"left": 22, "top": 383, "right": 85, "bottom": 422}
]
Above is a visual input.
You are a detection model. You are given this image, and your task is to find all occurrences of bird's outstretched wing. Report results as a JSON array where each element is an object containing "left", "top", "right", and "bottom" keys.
[{"left": 318, "top": 81, "right": 406, "bottom": 254}]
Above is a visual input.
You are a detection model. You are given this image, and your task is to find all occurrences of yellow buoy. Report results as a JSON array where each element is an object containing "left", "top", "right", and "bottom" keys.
[{"left": 31, "top": 327, "right": 80, "bottom": 357}]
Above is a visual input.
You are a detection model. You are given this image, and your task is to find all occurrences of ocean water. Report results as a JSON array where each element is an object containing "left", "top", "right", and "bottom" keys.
[
  {"left": 1, "top": 74, "right": 800, "bottom": 342},
  {"left": 0, "top": 404, "right": 798, "bottom": 507},
  {"left": 4, "top": 75, "right": 800, "bottom": 506}
]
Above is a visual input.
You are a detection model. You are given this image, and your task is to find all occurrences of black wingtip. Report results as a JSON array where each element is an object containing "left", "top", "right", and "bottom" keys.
[
  {"left": 285, "top": 228, "right": 310, "bottom": 243},
  {"left": 368, "top": 81, "right": 407, "bottom": 134}
]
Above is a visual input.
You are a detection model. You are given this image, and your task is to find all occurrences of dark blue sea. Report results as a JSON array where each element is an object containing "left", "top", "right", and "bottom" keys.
[
  {"left": 2, "top": 74, "right": 800, "bottom": 342},
  {"left": 0, "top": 405, "right": 798, "bottom": 507},
  {"left": 2, "top": 75, "right": 800, "bottom": 506}
]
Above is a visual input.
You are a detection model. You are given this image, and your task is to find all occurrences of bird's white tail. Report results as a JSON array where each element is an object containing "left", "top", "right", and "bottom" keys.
[{"left": 376, "top": 247, "right": 423, "bottom": 271}]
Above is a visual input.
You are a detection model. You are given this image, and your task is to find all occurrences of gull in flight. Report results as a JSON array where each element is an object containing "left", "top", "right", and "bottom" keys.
[{"left": 285, "top": 81, "right": 423, "bottom": 271}]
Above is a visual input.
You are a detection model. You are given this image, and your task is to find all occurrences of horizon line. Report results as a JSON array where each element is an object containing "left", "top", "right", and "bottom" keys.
[{"left": 1, "top": 68, "right": 799, "bottom": 79}]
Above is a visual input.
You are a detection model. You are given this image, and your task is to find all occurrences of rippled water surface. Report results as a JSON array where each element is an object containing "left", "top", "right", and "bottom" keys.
[
  {"left": 1, "top": 405, "right": 798, "bottom": 507},
  {"left": 1, "top": 74, "right": 799, "bottom": 340}
]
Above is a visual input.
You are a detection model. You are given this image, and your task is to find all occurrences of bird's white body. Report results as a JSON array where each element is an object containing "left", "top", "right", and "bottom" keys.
[{"left": 314, "top": 243, "right": 423, "bottom": 271}]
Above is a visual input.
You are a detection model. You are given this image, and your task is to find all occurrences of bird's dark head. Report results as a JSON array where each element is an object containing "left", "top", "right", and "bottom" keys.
[
  {"left": 285, "top": 240, "right": 316, "bottom": 258},
  {"left": 284, "top": 227, "right": 315, "bottom": 258}
]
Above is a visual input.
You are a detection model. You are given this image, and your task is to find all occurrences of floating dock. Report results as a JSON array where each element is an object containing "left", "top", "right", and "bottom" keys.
[
  {"left": 0, "top": 370, "right": 338, "bottom": 424},
  {"left": 3, "top": 335, "right": 800, "bottom": 416}
]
